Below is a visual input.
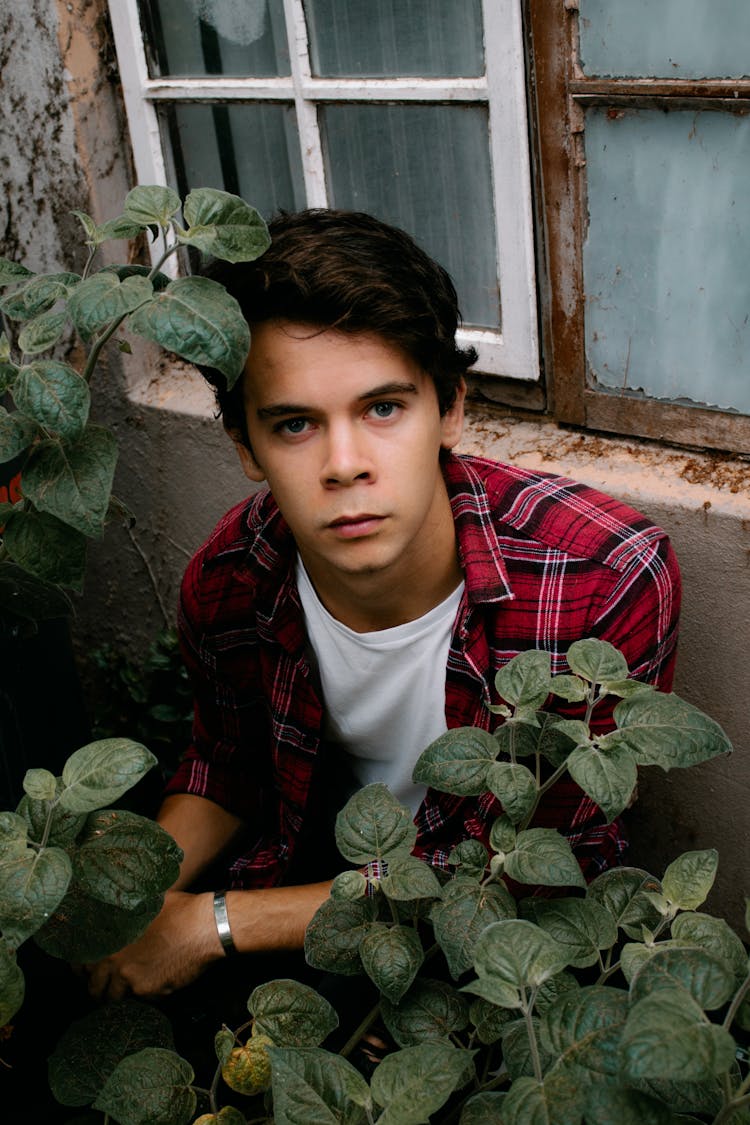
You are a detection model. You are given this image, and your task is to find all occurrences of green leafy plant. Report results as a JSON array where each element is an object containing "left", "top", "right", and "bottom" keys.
[
  {"left": 0, "top": 738, "right": 182, "bottom": 1034},
  {"left": 21, "top": 638, "right": 745, "bottom": 1125},
  {"left": 0, "top": 184, "right": 269, "bottom": 626}
]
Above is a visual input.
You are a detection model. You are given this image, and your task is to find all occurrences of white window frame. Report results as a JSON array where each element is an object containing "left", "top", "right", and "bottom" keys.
[{"left": 108, "top": 0, "right": 539, "bottom": 380}]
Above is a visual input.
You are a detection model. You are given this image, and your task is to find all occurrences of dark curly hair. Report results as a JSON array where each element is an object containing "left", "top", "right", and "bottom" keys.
[{"left": 198, "top": 209, "right": 477, "bottom": 446}]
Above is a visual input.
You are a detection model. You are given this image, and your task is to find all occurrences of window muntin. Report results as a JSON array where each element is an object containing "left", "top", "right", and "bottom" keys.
[{"left": 109, "top": 0, "right": 539, "bottom": 381}]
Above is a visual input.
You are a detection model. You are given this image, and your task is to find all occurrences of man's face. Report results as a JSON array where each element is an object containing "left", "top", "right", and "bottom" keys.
[{"left": 236, "top": 320, "right": 465, "bottom": 610}]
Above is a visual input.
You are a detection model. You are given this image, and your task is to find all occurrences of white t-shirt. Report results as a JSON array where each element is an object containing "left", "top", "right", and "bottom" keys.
[{"left": 296, "top": 558, "right": 464, "bottom": 813}]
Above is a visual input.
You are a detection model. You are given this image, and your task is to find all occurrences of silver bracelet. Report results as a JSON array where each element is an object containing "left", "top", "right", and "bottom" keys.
[{"left": 213, "top": 890, "right": 237, "bottom": 955}]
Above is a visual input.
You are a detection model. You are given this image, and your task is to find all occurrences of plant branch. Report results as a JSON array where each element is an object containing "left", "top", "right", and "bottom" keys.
[
  {"left": 338, "top": 1000, "right": 382, "bottom": 1060},
  {"left": 522, "top": 987, "right": 543, "bottom": 1082},
  {"left": 126, "top": 524, "right": 172, "bottom": 629},
  {"left": 722, "top": 972, "right": 750, "bottom": 1032}
]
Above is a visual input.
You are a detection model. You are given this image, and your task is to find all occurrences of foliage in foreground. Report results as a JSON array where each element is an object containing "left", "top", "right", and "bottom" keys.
[
  {"left": 2, "top": 638, "right": 746, "bottom": 1123},
  {"left": 0, "top": 184, "right": 269, "bottom": 627}
]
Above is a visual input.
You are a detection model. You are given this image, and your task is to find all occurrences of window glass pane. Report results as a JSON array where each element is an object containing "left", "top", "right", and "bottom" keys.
[
  {"left": 584, "top": 108, "right": 750, "bottom": 415},
  {"left": 163, "top": 103, "right": 305, "bottom": 217},
  {"left": 321, "top": 105, "right": 498, "bottom": 330},
  {"left": 305, "top": 0, "right": 484, "bottom": 77},
  {"left": 139, "top": 0, "right": 290, "bottom": 77},
  {"left": 579, "top": 0, "right": 750, "bottom": 79}
]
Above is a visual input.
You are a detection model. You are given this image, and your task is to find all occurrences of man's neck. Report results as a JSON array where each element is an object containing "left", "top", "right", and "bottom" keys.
[{"left": 300, "top": 549, "right": 464, "bottom": 634}]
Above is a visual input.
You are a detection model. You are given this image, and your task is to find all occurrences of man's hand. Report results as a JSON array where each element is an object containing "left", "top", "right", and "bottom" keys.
[{"left": 82, "top": 890, "right": 222, "bottom": 1001}]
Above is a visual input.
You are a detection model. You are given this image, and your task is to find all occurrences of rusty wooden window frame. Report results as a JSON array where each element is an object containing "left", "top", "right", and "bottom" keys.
[{"left": 527, "top": 0, "right": 750, "bottom": 456}]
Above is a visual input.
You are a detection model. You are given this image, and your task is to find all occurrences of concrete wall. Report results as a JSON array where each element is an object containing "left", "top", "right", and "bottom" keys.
[{"left": 2, "top": 1, "right": 749, "bottom": 928}]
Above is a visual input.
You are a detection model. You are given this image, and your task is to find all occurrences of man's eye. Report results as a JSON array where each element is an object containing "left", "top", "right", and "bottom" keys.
[
  {"left": 370, "top": 402, "right": 398, "bottom": 419},
  {"left": 277, "top": 417, "right": 309, "bottom": 435}
]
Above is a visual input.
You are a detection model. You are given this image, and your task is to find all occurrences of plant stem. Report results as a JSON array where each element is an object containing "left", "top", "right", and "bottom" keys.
[
  {"left": 723, "top": 972, "right": 750, "bottom": 1032},
  {"left": 339, "top": 1001, "right": 382, "bottom": 1060},
  {"left": 126, "top": 525, "right": 172, "bottom": 629},
  {"left": 82, "top": 311, "right": 131, "bottom": 383},
  {"left": 522, "top": 987, "right": 543, "bottom": 1082},
  {"left": 713, "top": 1091, "right": 750, "bottom": 1124},
  {"left": 519, "top": 760, "right": 570, "bottom": 831}
]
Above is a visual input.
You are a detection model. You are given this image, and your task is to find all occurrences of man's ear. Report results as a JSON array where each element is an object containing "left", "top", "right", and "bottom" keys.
[
  {"left": 439, "top": 377, "right": 467, "bottom": 451},
  {"left": 226, "top": 427, "right": 267, "bottom": 483}
]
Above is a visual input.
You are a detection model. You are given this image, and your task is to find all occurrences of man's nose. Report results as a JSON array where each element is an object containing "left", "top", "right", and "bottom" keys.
[{"left": 321, "top": 422, "right": 372, "bottom": 485}]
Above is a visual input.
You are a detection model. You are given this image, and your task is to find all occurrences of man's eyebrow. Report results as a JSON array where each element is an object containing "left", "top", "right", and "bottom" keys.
[{"left": 256, "top": 382, "right": 419, "bottom": 420}]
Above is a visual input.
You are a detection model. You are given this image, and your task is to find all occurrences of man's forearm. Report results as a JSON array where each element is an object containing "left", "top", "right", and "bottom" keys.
[
  {"left": 219, "top": 881, "right": 333, "bottom": 955},
  {"left": 157, "top": 792, "right": 246, "bottom": 890}
]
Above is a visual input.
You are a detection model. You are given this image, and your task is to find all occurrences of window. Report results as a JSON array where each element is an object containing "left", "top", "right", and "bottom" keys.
[
  {"left": 532, "top": 0, "right": 750, "bottom": 455},
  {"left": 108, "top": 0, "right": 539, "bottom": 382}
]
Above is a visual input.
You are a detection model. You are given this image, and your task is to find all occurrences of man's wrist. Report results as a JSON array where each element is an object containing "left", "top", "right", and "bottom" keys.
[{"left": 213, "top": 890, "right": 238, "bottom": 956}]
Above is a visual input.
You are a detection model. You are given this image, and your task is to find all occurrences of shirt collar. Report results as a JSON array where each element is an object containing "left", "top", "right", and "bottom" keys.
[{"left": 442, "top": 452, "right": 514, "bottom": 605}]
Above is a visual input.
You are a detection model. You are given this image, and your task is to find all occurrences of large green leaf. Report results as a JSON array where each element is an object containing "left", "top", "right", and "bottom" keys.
[
  {"left": 0, "top": 405, "right": 38, "bottom": 461},
  {"left": 494, "top": 649, "right": 552, "bottom": 712},
  {"left": 59, "top": 739, "right": 157, "bottom": 813},
  {"left": 566, "top": 638, "right": 629, "bottom": 683},
  {"left": 0, "top": 560, "right": 73, "bottom": 622},
  {"left": 17, "top": 307, "right": 68, "bottom": 354},
  {"left": 0, "top": 845, "right": 72, "bottom": 946},
  {"left": 0, "top": 940, "right": 24, "bottom": 1025},
  {"left": 17, "top": 780, "right": 87, "bottom": 847},
  {"left": 525, "top": 898, "right": 618, "bottom": 970},
  {"left": 469, "top": 996, "right": 516, "bottom": 1045},
  {"left": 179, "top": 188, "right": 271, "bottom": 262},
  {"left": 93, "top": 1047, "right": 195, "bottom": 1125},
  {"left": 371, "top": 1041, "right": 475, "bottom": 1125},
  {"left": 503, "top": 828, "right": 587, "bottom": 889},
  {"left": 629, "top": 945, "right": 735, "bottom": 1011},
  {"left": 486, "top": 760, "right": 538, "bottom": 823},
  {"left": 472, "top": 919, "right": 569, "bottom": 991},
  {"left": 0, "top": 272, "right": 79, "bottom": 320},
  {"left": 48, "top": 999, "right": 175, "bottom": 1108},
  {"left": 0, "top": 811, "right": 28, "bottom": 860},
  {"left": 379, "top": 854, "right": 442, "bottom": 901},
  {"left": 606, "top": 693, "right": 732, "bottom": 769},
  {"left": 583, "top": 1083, "right": 678, "bottom": 1125},
  {"left": 539, "top": 985, "right": 628, "bottom": 1074},
  {"left": 567, "top": 741, "right": 638, "bottom": 821},
  {"left": 412, "top": 727, "right": 497, "bottom": 796},
  {"left": 249, "top": 978, "right": 339, "bottom": 1047},
  {"left": 661, "top": 849, "right": 718, "bottom": 911},
  {"left": 360, "top": 923, "right": 424, "bottom": 1003},
  {"left": 459, "top": 1093, "right": 508, "bottom": 1122},
  {"left": 2, "top": 507, "right": 87, "bottom": 589},
  {"left": 128, "top": 275, "right": 250, "bottom": 385},
  {"left": 73, "top": 809, "right": 183, "bottom": 909},
  {"left": 22, "top": 424, "right": 118, "bottom": 537},
  {"left": 122, "top": 184, "right": 181, "bottom": 227},
  {"left": 268, "top": 1046, "right": 372, "bottom": 1125},
  {"left": 586, "top": 867, "right": 663, "bottom": 940},
  {"left": 381, "top": 978, "right": 469, "bottom": 1047},
  {"left": 622, "top": 985, "right": 736, "bottom": 1082},
  {"left": 335, "top": 783, "right": 417, "bottom": 864},
  {"left": 0, "top": 258, "right": 33, "bottom": 286},
  {"left": 431, "top": 880, "right": 516, "bottom": 979},
  {"left": 671, "top": 912, "right": 749, "bottom": 986},
  {"left": 34, "top": 879, "right": 165, "bottom": 961},
  {"left": 68, "top": 272, "right": 153, "bottom": 339},
  {"left": 12, "top": 364, "right": 89, "bottom": 443},
  {"left": 304, "top": 897, "right": 376, "bottom": 975},
  {"left": 500, "top": 1073, "right": 585, "bottom": 1125}
]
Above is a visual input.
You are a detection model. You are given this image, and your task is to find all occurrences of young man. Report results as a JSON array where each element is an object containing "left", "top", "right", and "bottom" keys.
[{"left": 85, "top": 210, "right": 681, "bottom": 1005}]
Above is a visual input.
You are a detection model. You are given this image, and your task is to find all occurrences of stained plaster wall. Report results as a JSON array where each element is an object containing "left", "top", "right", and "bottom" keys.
[{"left": 2, "top": 1, "right": 749, "bottom": 927}]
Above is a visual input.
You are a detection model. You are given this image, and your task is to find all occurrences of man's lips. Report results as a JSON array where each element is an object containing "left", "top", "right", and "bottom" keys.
[{"left": 326, "top": 514, "right": 386, "bottom": 537}]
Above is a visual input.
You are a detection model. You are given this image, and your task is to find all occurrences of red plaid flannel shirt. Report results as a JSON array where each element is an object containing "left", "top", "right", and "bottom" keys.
[{"left": 168, "top": 453, "right": 681, "bottom": 889}]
